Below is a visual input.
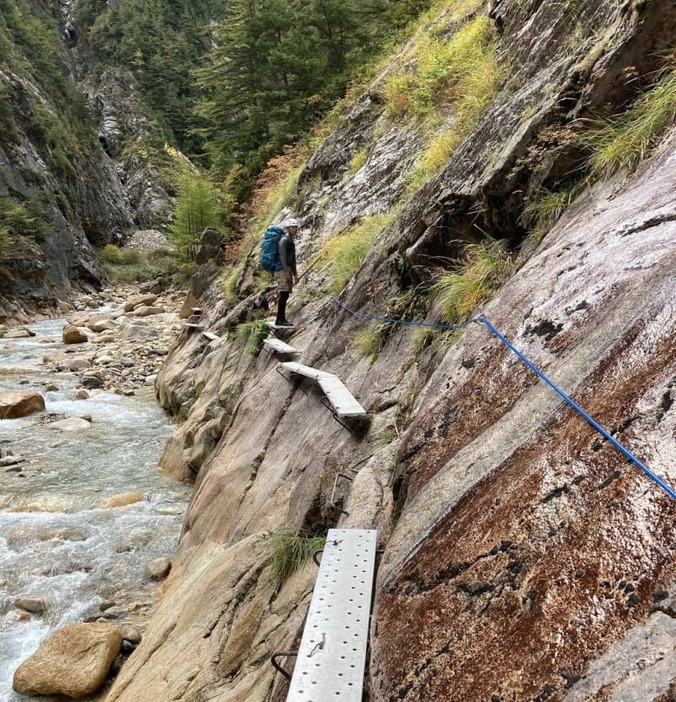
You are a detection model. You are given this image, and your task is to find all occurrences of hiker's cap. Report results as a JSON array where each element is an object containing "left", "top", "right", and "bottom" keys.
[{"left": 283, "top": 217, "right": 299, "bottom": 229}]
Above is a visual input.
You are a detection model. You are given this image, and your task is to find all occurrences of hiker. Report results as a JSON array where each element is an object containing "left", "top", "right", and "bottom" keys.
[{"left": 275, "top": 217, "right": 299, "bottom": 326}]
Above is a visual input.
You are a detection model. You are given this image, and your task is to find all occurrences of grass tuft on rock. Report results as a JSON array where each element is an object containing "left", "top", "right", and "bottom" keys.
[
  {"left": 431, "top": 238, "right": 513, "bottom": 323},
  {"left": 267, "top": 531, "right": 326, "bottom": 582},
  {"left": 582, "top": 64, "right": 676, "bottom": 180},
  {"left": 233, "top": 319, "right": 269, "bottom": 355},
  {"left": 320, "top": 214, "right": 393, "bottom": 294}
]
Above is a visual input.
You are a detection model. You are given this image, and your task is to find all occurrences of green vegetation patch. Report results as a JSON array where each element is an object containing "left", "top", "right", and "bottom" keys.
[
  {"left": 320, "top": 214, "right": 393, "bottom": 295},
  {"left": 353, "top": 321, "right": 390, "bottom": 360},
  {"left": 385, "top": 15, "right": 499, "bottom": 123},
  {"left": 267, "top": 530, "right": 327, "bottom": 582},
  {"left": 100, "top": 246, "right": 193, "bottom": 285},
  {"left": 582, "top": 64, "right": 676, "bottom": 180},
  {"left": 431, "top": 238, "right": 513, "bottom": 323},
  {"left": 233, "top": 319, "right": 269, "bottom": 355}
]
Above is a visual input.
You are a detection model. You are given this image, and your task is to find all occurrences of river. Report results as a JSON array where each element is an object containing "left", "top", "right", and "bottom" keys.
[{"left": 0, "top": 315, "right": 191, "bottom": 700}]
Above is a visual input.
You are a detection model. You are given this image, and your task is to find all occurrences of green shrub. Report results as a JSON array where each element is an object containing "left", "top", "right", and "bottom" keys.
[
  {"left": 101, "top": 249, "right": 189, "bottom": 285},
  {"left": 395, "top": 15, "right": 502, "bottom": 191},
  {"left": 267, "top": 531, "right": 327, "bottom": 582},
  {"left": 233, "top": 319, "right": 269, "bottom": 355},
  {"left": 169, "top": 166, "right": 226, "bottom": 261},
  {"left": 582, "top": 64, "right": 676, "bottom": 179},
  {"left": 431, "top": 238, "right": 513, "bottom": 322},
  {"left": 320, "top": 214, "right": 393, "bottom": 294},
  {"left": 101, "top": 244, "right": 122, "bottom": 263}
]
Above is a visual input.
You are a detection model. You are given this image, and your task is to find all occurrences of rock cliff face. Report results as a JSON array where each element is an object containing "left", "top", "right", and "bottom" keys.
[
  {"left": 0, "top": 0, "right": 176, "bottom": 318},
  {"left": 0, "top": 64, "right": 131, "bottom": 315},
  {"left": 107, "top": 1, "right": 676, "bottom": 700}
]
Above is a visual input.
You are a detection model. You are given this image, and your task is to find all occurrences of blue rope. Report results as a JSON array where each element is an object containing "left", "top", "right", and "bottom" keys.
[
  {"left": 332, "top": 298, "right": 475, "bottom": 331},
  {"left": 332, "top": 298, "right": 676, "bottom": 500},
  {"left": 475, "top": 316, "right": 676, "bottom": 500}
]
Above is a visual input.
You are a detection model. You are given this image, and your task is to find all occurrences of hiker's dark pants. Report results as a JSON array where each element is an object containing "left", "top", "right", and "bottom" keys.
[{"left": 275, "top": 270, "right": 293, "bottom": 323}]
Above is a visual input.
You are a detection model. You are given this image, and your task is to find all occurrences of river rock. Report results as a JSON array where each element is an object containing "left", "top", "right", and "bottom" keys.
[
  {"left": 89, "top": 319, "right": 117, "bottom": 333},
  {"left": 129, "top": 305, "right": 165, "bottom": 318},
  {"left": 119, "top": 324, "right": 159, "bottom": 341},
  {"left": 144, "top": 558, "right": 172, "bottom": 581},
  {"left": 68, "top": 358, "right": 92, "bottom": 371},
  {"left": 15, "top": 597, "right": 48, "bottom": 614},
  {"left": 71, "top": 389, "right": 90, "bottom": 400},
  {"left": 4, "top": 328, "right": 34, "bottom": 339},
  {"left": 95, "top": 492, "right": 146, "bottom": 509},
  {"left": 124, "top": 293, "right": 158, "bottom": 312},
  {"left": 12, "top": 622, "right": 123, "bottom": 698},
  {"left": 49, "top": 417, "right": 92, "bottom": 431},
  {"left": 118, "top": 625, "right": 142, "bottom": 644},
  {"left": 62, "top": 325, "right": 89, "bottom": 344},
  {"left": 0, "top": 391, "right": 45, "bottom": 419},
  {"left": 7, "top": 527, "right": 85, "bottom": 546}
]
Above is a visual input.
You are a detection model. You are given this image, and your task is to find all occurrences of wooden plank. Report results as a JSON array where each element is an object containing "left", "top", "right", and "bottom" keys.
[
  {"left": 317, "top": 376, "right": 366, "bottom": 417},
  {"left": 201, "top": 331, "right": 220, "bottom": 341},
  {"left": 286, "top": 529, "right": 378, "bottom": 702},
  {"left": 264, "top": 338, "right": 298, "bottom": 355},
  {"left": 280, "top": 362, "right": 334, "bottom": 380}
]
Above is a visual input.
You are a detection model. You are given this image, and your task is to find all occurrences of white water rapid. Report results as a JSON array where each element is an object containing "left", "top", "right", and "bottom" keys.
[{"left": 0, "top": 316, "right": 191, "bottom": 700}]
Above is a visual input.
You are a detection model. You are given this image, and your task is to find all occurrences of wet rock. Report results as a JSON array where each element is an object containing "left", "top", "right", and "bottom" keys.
[
  {"left": 139, "top": 277, "right": 165, "bottom": 295},
  {"left": 71, "top": 389, "right": 90, "bottom": 400},
  {"left": 564, "top": 613, "right": 676, "bottom": 701},
  {"left": 4, "top": 327, "right": 35, "bottom": 339},
  {"left": 12, "top": 622, "right": 122, "bottom": 698},
  {"left": 88, "top": 318, "right": 117, "bottom": 333},
  {"left": 49, "top": 417, "right": 92, "bottom": 432},
  {"left": 0, "top": 454, "right": 26, "bottom": 467},
  {"left": 62, "top": 325, "right": 89, "bottom": 344},
  {"left": 68, "top": 358, "right": 92, "bottom": 372},
  {"left": 95, "top": 492, "right": 146, "bottom": 509},
  {"left": 144, "top": 558, "right": 171, "bottom": 581},
  {"left": 82, "top": 376, "right": 104, "bottom": 390},
  {"left": 14, "top": 597, "right": 48, "bottom": 614},
  {"left": 0, "top": 391, "right": 45, "bottom": 419}
]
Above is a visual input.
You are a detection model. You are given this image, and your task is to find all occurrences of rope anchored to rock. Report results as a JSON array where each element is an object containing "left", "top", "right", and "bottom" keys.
[{"left": 333, "top": 298, "right": 676, "bottom": 501}]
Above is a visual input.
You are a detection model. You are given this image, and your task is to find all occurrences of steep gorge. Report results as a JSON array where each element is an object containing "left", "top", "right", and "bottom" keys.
[{"left": 103, "top": 1, "right": 676, "bottom": 701}]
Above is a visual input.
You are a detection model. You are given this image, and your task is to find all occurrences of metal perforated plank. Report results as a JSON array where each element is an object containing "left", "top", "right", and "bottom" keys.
[
  {"left": 317, "top": 377, "right": 366, "bottom": 417},
  {"left": 287, "top": 529, "right": 378, "bottom": 702},
  {"left": 280, "top": 361, "right": 334, "bottom": 380}
]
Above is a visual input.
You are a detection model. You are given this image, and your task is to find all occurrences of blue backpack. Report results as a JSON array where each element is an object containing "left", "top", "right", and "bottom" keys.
[{"left": 259, "top": 226, "right": 285, "bottom": 272}]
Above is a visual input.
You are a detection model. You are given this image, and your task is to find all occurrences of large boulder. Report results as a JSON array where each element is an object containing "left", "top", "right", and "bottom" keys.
[
  {"left": 0, "top": 391, "right": 45, "bottom": 419},
  {"left": 12, "top": 622, "right": 122, "bottom": 698}
]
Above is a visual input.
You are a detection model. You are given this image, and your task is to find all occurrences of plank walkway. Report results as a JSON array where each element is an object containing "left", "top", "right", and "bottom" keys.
[{"left": 286, "top": 529, "right": 378, "bottom": 702}]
